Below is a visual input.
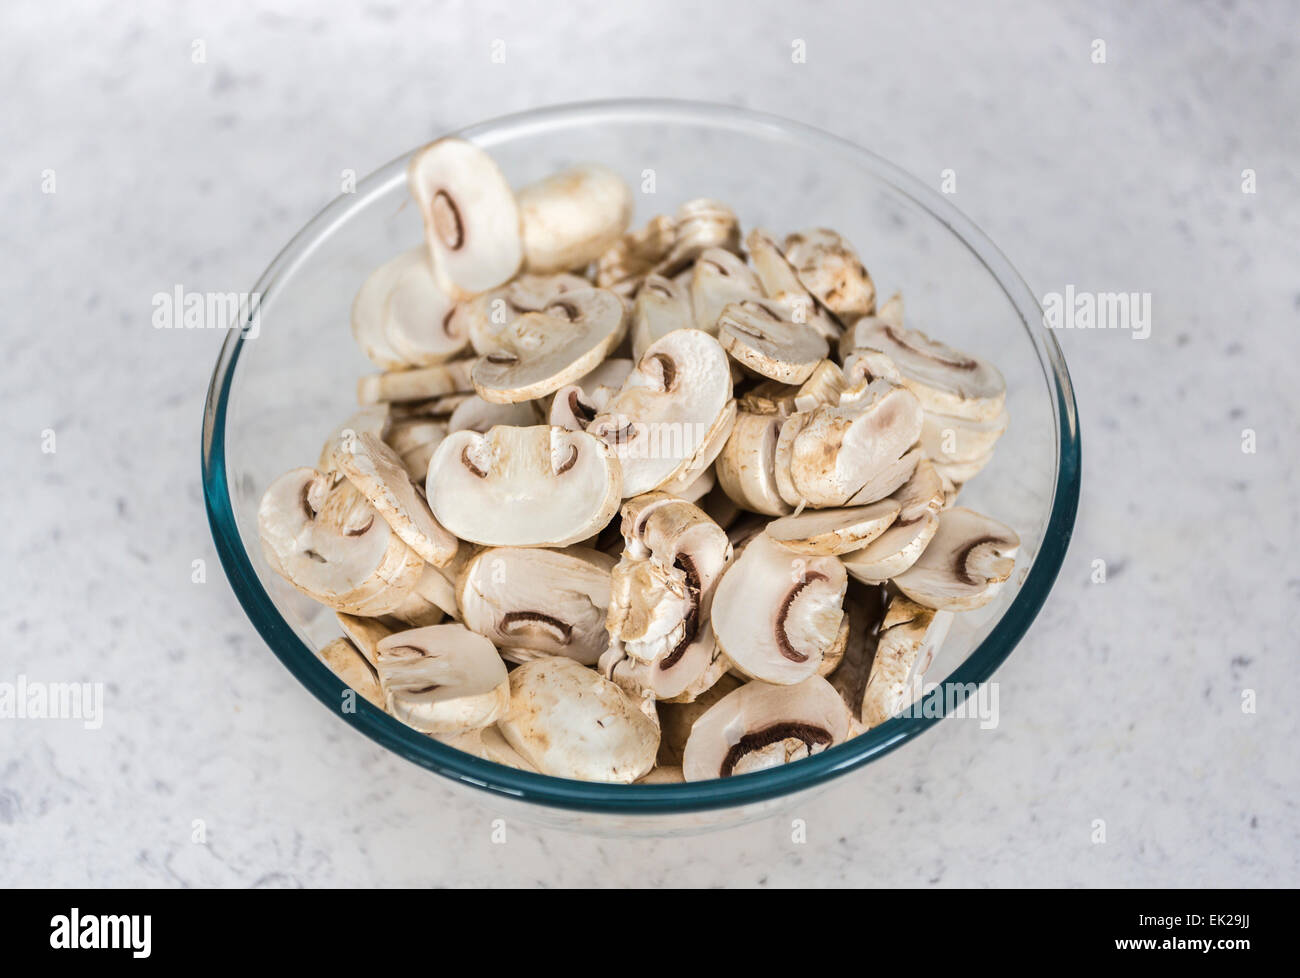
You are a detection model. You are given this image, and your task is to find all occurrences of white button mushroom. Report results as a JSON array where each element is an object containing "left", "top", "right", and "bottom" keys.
[
  {"left": 350, "top": 246, "right": 466, "bottom": 368},
  {"left": 717, "top": 298, "right": 830, "bottom": 384},
  {"left": 319, "top": 637, "right": 385, "bottom": 710},
  {"left": 782, "top": 228, "right": 876, "bottom": 325},
  {"left": 892, "top": 506, "right": 1020, "bottom": 611},
  {"left": 516, "top": 163, "right": 634, "bottom": 274},
  {"left": 858, "top": 596, "right": 953, "bottom": 728}
]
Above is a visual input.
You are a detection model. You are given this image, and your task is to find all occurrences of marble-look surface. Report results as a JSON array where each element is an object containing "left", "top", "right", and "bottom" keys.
[{"left": 1, "top": 0, "right": 1295, "bottom": 886}]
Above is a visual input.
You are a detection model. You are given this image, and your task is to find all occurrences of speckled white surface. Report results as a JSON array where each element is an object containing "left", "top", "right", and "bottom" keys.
[{"left": 1, "top": 0, "right": 1296, "bottom": 886}]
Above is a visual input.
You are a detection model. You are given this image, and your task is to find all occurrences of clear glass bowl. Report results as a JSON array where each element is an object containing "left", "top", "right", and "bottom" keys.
[{"left": 202, "top": 99, "right": 1080, "bottom": 830}]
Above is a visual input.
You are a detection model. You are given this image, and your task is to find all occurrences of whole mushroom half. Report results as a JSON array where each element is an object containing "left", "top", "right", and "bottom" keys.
[
  {"left": 892, "top": 506, "right": 1020, "bottom": 611},
  {"left": 351, "top": 247, "right": 466, "bottom": 368},
  {"left": 427, "top": 425, "right": 621, "bottom": 548},
  {"left": 682, "top": 676, "right": 850, "bottom": 780},
  {"left": 516, "top": 163, "right": 634, "bottom": 274}
]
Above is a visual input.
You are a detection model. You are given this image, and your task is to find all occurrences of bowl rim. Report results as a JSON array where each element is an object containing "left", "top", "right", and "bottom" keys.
[{"left": 202, "top": 97, "right": 1081, "bottom": 815}]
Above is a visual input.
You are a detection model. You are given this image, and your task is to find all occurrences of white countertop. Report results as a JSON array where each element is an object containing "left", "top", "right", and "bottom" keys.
[{"left": 2, "top": 0, "right": 1295, "bottom": 886}]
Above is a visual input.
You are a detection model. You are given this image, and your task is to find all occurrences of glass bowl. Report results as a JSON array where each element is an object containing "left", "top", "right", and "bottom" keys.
[{"left": 202, "top": 99, "right": 1080, "bottom": 830}]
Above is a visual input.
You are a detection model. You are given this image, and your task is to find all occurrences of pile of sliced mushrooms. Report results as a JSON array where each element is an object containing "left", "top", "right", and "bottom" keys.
[{"left": 258, "top": 137, "right": 1021, "bottom": 784}]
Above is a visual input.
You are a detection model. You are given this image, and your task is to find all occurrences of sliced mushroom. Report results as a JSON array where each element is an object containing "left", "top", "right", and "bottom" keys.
[
  {"left": 668, "top": 465, "right": 714, "bottom": 504},
  {"left": 930, "top": 451, "right": 995, "bottom": 484},
  {"left": 889, "top": 456, "right": 945, "bottom": 522},
  {"left": 783, "top": 228, "right": 876, "bottom": 324},
  {"left": 856, "top": 595, "right": 953, "bottom": 728},
  {"left": 374, "top": 624, "right": 509, "bottom": 735},
  {"left": 516, "top": 164, "right": 634, "bottom": 274},
  {"left": 655, "top": 198, "right": 742, "bottom": 277},
  {"left": 427, "top": 425, "right": 621, "bottom": 547},
  {"left": 258, "top": 468, "right": 423, "bottom": 615},
  {"left": 773, "top": 381, "right": 924, "bottom": 508},
  {"left": 656, "top": 673, "right": 742, "bottom": 766},
  {"left": 588, "top": 329, "right": 733, "bottom": 497},
  {"left": 718, "top": 299, "right": 830, "bottom": 384},
  {"left": 384, "top": 418, "right": 447, "bottom": 482},
  {"left": 744, "top": 228, "right": 840, "bottom": 342},
  {"left": 594, "top": 214, "right": 677, "bottom": 295},
  {"left": 792, "top": 358, "right": 849, "bottom": 411},
  {"left": 689, "top": 248, "right": 762, "bottom": 333},
  {"left": 682, "top": 675, "right": 850, "bottom": 780},
  {"left": 600, "top": 493, "right": 733, "bottom": 699},
  {"left": 711, "top": 532, "right": 847, "bottom": 684},
  {"left": 766, "top": 499, "right": 900, "bottom": 555},
  {"left": 920, "top": 406, "right": 1009, "bottom": 464},
  {"left": 357, "top": 358, "right": 475, "bottom": 405},
  {"left": 636, "top": 765, "right": 685, "bottom": 784},
  {"left": 548, "top": 358, "right": 634, "bottom": 431},
  {"left": 840, "top": 346, "right": 905, "bottom": 390},
  {"left": 319, "top": 637, "right": 385, "bottom": 710},
  {"left": 827, "top": 582, "right": 890, "bottom": 719},
  {"left": 817, "top": 614, "right": 852, "bottom": 677},
  {"left": 351, "top": 246, "right": 466, "bottom": 368},
  {"left": 334, "top": 612, "right": 395, "bottom": 667},
  {"left": 319, "top": 406, "right": 390, "bottom": 473},
  {"left": 892, "top": 506, "right": 1019, "bottom": 611},
  {"left": 851, "top": 320, "right": 1006, "bottom": 421},
  {"left": 714, "top": 410, "right": 793, "bottom": 516},
  {"left": 336, "top": 432, "right": 458, "bottom": 566},
  {"left": 498, "top": 657, "right": 659, "bottom": 782},
  {"left": 840, "top": 511, "right": 939, "bottom": 584},
  {"left": 471, "top": 288, "right": 627, "bottom": 404},
  {"left": 447, "top": 394, "right": 540, "bottom": 433},
  {"left": 408, "top": 137, "right": 522, "bottom": 296},
  {"left": 456, "top": 546, "right": 615, "bottom": 666},
  {"left": 454, "top": 272, "right": 592, "bottom": 357},
  {"left": 630, "top": 273, "right": 693, "bottom": 362}
]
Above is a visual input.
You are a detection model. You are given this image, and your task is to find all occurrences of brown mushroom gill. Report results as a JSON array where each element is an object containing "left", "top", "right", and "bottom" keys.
[
  {"left": 719, "top": 722, "right": 833, "bottom": 777},
  {"left": 555, "top": 444, "right": 579, "bottom": 475},
  {"left": 568, "top": 390, "right": 596, "bottom": 424},
  {"left": 659, "top": 554, "right": 701, "bottom": 671},
  {"left": 651, "top": 354, "right": 677, "bottom": 391},
  {"left": 500, "top": 611, "right": 573, "bottom": 645},
  {"left": 775, "top": 571, "right": 828, "bottom": 662},
  {"left": 954, "top": 536, "right": 1002, "bottom": 585},
  {"left": 431, "top": 191, "right": 464, "bottom": 250},
  {"left": 460, "top": 447, "right": 488, "bottom": 479}
]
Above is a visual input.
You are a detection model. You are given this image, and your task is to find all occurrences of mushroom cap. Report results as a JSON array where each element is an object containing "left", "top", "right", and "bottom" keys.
[
  {"left": 711, "top": 532, "right": 847, "bottom": 684},
  {"left": 783, "top": 228, "right": 876, "bottom": 323},
  {"left": 384, "top": 417, "right": 448, "bottom": 482},
  {"left": 336, "top": 432, "right": 458, "bottom": 566},
  {"left": 351, "top": 246, "right": 465, "bottom": 368},
  {"left": 548, "top": 357, "right": 634, "bottom": 431},
  {"left": 766, "top": 499, "right": 901, "bottom": 556},
  {"left": 654, "top": 198, "right": 742, "bottom": 277},
  {"left": 319, "top": 637, "right": 385, "bottom": 710},
  {"left": 840, "top": 511, "right": 940, "bottom": 584},
  {"left": 498, "top": 657, "right": 659, "bottom": 782},
  {"left": 631, "top": 274, "right": 694, "bottom": 362},
  {"left": 588, "top": 329, "right": 733, "bottom": 497},
  {"left": 889, "top": 457, "right": 945, "bottom": 523},
  {"left": 744, "top": 228, "right": 841, "bottom": 341},
  {"left": 892, "top": 506, "right": 1020, "bottom": 611},
  {"left": 408, "top": 137, "right": 522, "bottom": 296},
  {"left": 456, "top": 546, "right": 616, "bottom": 666},
  {"left": 774, "top": 381, "right": 924, "bottom": 508},
  {"left": 426, "top": 424, "right": 621, "bottom": 547},
  {"left": 471, "top": 288, "right": 627, "bottom": 404},
  {"left": 682, "top": 676, "right": 850, "bottom": 780},
  {"left": 852, "top": 321, "right": 1006, "bottom": 421},
  {"left": 258, "top": 468, "right": 423, "bottom": 615},
  {"left": 931, "top": 450, "right": 995, "bottom": 484},
  {"left": 435, "top": 725, "right": 539, "bottom": 772},
  {"left": 374, "top": 624, "right": 510, "bottom": 735},
  {"left": 859, "top": 596, "right": 953, "bottom": 727},
  {"left": 718, "top": 299, "right": 830, "bottom": 384},
  {"left": 516, "top": 164, "right": 634, "bottom": 273},
  {"left": 715, "top": 410, "right": 793, "bottom": 516},
  {"left": 689, "top": 247, "right": 762, "bottom": 333},
  {"left": 455, "top": 272, "right": 592, "bottom": 356}
]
